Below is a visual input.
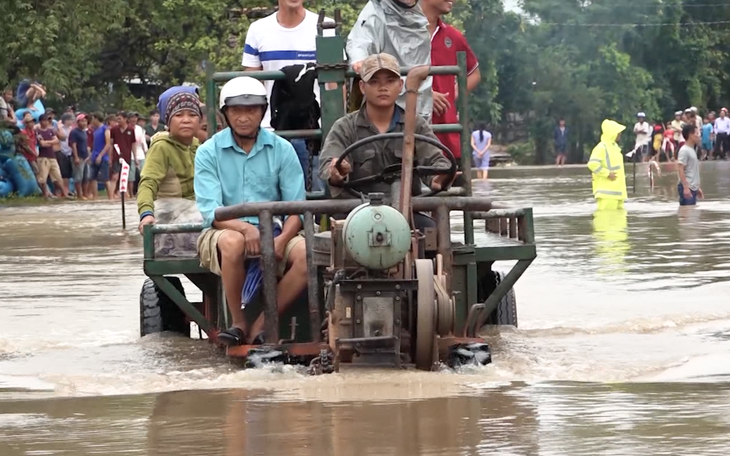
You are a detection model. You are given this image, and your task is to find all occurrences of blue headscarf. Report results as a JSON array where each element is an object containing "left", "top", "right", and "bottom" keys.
[{"left": 157, "top": 86, "right": 199, "bottom": 123}]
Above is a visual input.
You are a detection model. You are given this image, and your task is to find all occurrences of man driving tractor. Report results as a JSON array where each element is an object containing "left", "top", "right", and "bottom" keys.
[{"left": 318, "top": 53, "right": 453, "bottom": 230}]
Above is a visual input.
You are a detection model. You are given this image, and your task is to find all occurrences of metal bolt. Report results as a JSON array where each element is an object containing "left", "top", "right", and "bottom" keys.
[
  {"left": 395, "top": 319, "right": 400, "bottom": 325},
  {"left": 376, "top": 291, "right": 381, "bottom": 296},
  {"left": 395, "top": 284, "right": 401, "bottom": 290},
  {"left": 357, "top": 284, "right": 362, "bottom": 290},
  {"left": 356, "top": 295, "right": 362, "bottom": 301},
  {"left": 356, "top": 319, "right": 361, "bottom": 324},
  {"left": 394, "top": 296, "right": 400, "bottom": 302}
]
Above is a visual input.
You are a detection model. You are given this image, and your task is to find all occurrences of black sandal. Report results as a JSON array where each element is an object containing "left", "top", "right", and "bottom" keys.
[{"left": 217, "top": 327, "right": 247, "bottom": 347}]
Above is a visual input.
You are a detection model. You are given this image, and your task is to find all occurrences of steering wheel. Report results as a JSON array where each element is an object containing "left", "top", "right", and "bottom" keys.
[{"left": 333, "top": 132, "right": 458, "bottom": 199}]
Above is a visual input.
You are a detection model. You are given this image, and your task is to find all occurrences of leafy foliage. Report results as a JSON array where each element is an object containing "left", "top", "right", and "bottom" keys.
[{"left": 0, "top": 0, "right": 727, "bottom": 164}]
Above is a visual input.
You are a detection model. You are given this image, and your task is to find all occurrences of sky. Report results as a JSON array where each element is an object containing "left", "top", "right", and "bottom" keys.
[{"left": 503, "top": 0, "right": 522, "bottom": 13}]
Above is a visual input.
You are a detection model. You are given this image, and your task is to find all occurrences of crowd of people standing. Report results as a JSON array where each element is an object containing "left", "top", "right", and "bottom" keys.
[
  {"left": 1, "top": 92, "right": 186, "bottom": 200},
  {"left": 639, "top": 107, "right": 730, "bottom": 163}
]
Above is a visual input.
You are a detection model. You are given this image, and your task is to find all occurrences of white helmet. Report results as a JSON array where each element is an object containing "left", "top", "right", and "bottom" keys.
[{"left": 218, "top": 76, "right": 268, "bottom": 110}]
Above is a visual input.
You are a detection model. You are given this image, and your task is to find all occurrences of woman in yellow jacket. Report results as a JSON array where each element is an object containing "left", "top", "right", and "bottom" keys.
[{"left": 587, "top": 120, "right": 628, "bottom": 210}]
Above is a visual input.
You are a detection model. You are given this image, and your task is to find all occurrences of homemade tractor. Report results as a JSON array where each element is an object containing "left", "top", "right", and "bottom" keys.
[{"left": 140, "top": 12, "right": 537, "bottom": 373}]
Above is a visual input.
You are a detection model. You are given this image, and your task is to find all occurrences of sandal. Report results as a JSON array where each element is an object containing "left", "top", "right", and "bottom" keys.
[{"left": 217, "top": 327, "right": 247, "bottom": 347}]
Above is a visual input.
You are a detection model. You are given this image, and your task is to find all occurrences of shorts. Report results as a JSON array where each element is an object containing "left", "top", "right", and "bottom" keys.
[
  {"left": 56, "top": 152, "right": 73, "bottom": 179},
  {"left": 637, "top": 144, "right": 650, "bottom": 158},
  {"left": 72, "top": 161, "right": 90, "bottom": 183},
  {"left": 36, "top": 157, "right": 63, "bottom": 183},
  {"left": 197, "top": 228, "right": 304, "bottom": 277},
  {"left": 555, "top": 145, "right": 567, "bottom": 156},
  {"left": 473, "top": 151, "right": 490, "bottom": 170},
  {"left": 678, "top": 183, "right": 697, "bottom": 206},
  {"left": 89, "top": 161, "right": 110, "bottom": 182},
  {"left": 111, "top": 160, "right": 121, "bottom": 174}
]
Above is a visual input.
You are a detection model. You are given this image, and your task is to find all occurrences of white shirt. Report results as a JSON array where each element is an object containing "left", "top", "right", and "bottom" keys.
[
  {"left": 59, "top": 124, "right": 73, "bottom": 156},
  {"left": 134, "top": 125, "right": 148, "bottom": 161},
  {"left": 715, "top": 117, "right": 730, "bottom": 135},
  {"left": 242, "top": 10, "right": 334, "bottom": 129},
  {"left": 633, "top": 121, "right": 651, "bottom": 148}
]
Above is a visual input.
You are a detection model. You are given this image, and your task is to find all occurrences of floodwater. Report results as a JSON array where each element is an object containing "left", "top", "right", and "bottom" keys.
[{"left": 1, "top": 162, "right": 730, "bottom": 455}]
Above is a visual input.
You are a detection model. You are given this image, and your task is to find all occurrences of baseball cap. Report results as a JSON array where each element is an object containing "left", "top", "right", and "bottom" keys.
[
  {"left": 76, "top": 113, "right": 88, "bottom": 122},
  {"left": 360, "top": 53, "right": 401, "bottom": 82}
]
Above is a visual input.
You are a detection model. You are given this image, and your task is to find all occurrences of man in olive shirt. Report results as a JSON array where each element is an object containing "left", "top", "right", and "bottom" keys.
[{"left": 318, "top": 53, "right": 452, "bottom": 229}]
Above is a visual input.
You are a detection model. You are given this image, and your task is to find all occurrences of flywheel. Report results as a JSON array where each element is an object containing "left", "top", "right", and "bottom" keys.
[
  {"left": 433, "top": 254, "right": 454, "bottom": 336},
  {"left": 415, "top": 259, "right": 436, "bottom": 371},
  {"left": 434, "top": 278, "right": 454, "bottom": 336}
]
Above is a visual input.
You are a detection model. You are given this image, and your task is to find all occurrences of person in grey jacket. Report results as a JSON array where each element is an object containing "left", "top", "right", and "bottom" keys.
[{"left": 347, "top": 0, "right": 433, "bottom": 121}]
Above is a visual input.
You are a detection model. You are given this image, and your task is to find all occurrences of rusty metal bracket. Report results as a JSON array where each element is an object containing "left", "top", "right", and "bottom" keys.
[{"left": 149, "top": 275, "right": 215, "bottom": 336}]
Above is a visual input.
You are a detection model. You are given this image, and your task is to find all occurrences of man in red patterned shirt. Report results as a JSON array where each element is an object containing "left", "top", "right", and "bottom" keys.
[{"left": 421, "top": 0, "right": 480, "bottom": 162}]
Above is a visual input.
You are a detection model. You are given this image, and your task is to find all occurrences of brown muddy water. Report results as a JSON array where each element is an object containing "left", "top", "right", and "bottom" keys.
[{"left": 1, "top": 162, "right": 730, "bottom": 455}]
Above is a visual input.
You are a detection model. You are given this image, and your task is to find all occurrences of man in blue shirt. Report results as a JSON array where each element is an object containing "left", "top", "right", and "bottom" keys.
[{"left": 195, "top": 76, "right": 308, "bottom": 347}]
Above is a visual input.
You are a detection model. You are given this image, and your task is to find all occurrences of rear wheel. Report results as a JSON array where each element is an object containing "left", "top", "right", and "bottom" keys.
[
  {"left": 480, "top": 270, "right": 518, "bottom": 327},
  {"left": 140, "top": 277, "right": 189, "bottom": 337}
]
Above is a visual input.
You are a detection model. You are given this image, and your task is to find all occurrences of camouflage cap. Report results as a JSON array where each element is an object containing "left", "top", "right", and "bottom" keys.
[{"left": 360, "top": 53, "right": 401, "bottom": 82}]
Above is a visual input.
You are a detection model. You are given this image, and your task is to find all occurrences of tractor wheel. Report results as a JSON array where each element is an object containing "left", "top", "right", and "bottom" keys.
[
  {"left": 414, "top": 259, "right": 437, "bottom": 371},
  {"left": 140, "top": 277, "right": 189, "bottom": 337},
  {"left": 491, "top": 271, "right": 518, "bottom": 327},
  {"left": 446, "top": 342, "right": 492, "bottom": 369}
]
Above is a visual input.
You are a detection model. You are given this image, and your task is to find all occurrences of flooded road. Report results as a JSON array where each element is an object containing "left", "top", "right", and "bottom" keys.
[{"left": 1, "top": 161, "right": 730, "bottom": 455}]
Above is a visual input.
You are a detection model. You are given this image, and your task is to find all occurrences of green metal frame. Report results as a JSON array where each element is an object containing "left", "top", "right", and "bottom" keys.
[{"left": 145, "top": 18, "right": 537, "bottom": 341}]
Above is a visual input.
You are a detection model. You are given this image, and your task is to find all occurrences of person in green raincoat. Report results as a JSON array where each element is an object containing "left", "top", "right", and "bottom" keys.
[{"left": 587, "top": 120, "right": 628, "bottom": 211}]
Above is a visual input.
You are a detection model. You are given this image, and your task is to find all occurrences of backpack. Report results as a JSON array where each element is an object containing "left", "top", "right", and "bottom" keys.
[{"left": 270, "top": 63, "right": 322, "bottom": 153}]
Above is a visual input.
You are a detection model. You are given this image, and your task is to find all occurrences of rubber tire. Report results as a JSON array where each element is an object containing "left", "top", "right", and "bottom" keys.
[
  {"left": 491, "top": 271, "right": 518, "bottom": 327},
  {"left": 140, "top": 277, "right": 189, "bottom": 337}
]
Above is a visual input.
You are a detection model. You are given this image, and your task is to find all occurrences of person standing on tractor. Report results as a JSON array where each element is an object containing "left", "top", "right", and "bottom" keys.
[
  {"left": 194, "top": 76, "right": 308, "bottom": 347},
  {"left": 241, "top": 0, "right": 333, "bottom": 188},
  {"left": 420, "top": 0, "right": 480, "bottom": 164},
  {"left": 587, "top": 120, "right": 627, "bottom": 211},
  {"left": 347, "top": 0, "right": 433, "bottom": 121},
  {"left": 318, "top": 53, "right": 453, "bottom": 230}
]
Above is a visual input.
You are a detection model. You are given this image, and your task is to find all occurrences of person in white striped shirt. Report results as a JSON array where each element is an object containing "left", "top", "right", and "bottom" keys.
[{"left": 242, "top": 0, "right": 334, "bottom": 190}]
